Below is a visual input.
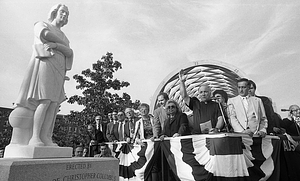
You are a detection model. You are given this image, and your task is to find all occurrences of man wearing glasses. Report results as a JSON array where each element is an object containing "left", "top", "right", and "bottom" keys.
[{"left": 280, "top": 105, "right": 300, "bottom": 136}]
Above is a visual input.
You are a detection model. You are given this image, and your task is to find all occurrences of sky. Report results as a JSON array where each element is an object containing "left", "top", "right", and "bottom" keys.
[{"left": 0, "top": 0, "right": 299, "bottom": 118}]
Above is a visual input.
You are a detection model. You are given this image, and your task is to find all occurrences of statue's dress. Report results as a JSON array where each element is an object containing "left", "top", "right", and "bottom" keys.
[{"left": 14, "top": 21, "right": 73, "bottom": 110}]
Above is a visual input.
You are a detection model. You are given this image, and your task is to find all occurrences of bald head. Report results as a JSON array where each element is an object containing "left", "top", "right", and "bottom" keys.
[{"left": 198, "top": 85, "right": 211, "bottom": 102}]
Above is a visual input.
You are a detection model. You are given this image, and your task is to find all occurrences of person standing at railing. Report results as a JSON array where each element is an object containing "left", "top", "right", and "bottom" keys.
[
  {"left": 212, "top": 89, "right": 231, "bottom": 132},
  {"left": 124, "top": 108, "right": 138, "bottom": 143},
  {"left": 133, "top": 103, "right": 154, "bottom": 145},
  {"left": 133, "top": 103, "right": 158, "bottom": 181},
  {"left": 280, "top": 105, "right": 300, "bottom": 136},
  {"left": 248, "top": 80, "right": 278, "bottom": 134},
  {"left": 95, "top": 115, "right": 109, "bottom": 142},
  {"left": 152, "top": 92, "right": 169, "bottom": 140},
  {"left": 106, "top": 111, "right": 118, "bottom": 142},
  {"left": 86, "top": 124, "right": 105, "bottom": 156},
  {"left": 159, "top": 100, "right": 190, "bottom": 140},
  {"left": 179, "top": 70, "right": 224, "bottom": 134},
  {"left": 227, "top": 78, "right": 267, "bottom": 137}
]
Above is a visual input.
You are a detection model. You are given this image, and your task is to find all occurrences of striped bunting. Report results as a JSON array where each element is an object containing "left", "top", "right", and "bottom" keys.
[
  {"left": 115, "top": 134, "right": 280, "bottom": 181},
  {"left": 116, "top": 140, "right": 159, "bottom": 181}
]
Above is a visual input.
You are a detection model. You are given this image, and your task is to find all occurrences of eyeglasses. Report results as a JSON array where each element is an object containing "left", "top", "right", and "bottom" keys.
[
  {"left": 292, "top": 109, "right": 300, "bottom": 112},
  {"left": 117, "top": 114, "right": 124, "bottom": 116},
  {"left": 167, "top": 105, "right": 176, "bottom": 109}
]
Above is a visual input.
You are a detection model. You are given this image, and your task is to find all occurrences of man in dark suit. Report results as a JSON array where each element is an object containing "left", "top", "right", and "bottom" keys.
[
  {"left": 95, "top": 115, "right": 108, "bottom": 142},
  {"left": 86, "top": 124, "right": 105, "bottom": 156},
  {"left": 280, "top": 105, "right": 300, "bottom": 136},
  {"left": 248, "top": 80, "right": 278, "bottom": 134}
]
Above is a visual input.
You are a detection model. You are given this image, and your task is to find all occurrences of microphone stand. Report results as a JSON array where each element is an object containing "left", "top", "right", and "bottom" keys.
[{"left": 217, "top": 101, "right": 230, "bottom": 132}]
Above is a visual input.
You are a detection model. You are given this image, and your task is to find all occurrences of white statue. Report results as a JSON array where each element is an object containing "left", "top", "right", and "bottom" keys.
[{"left": 8, "top": 4, "right": 73, "bottom": 147}]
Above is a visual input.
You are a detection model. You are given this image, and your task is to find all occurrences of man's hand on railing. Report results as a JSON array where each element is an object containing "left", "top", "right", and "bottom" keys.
[
  {"left": 242, "top": 129, "right": 254, "bottom": 137},
  {"left": 209, "top": 128, "right": 220, "bottom": 134},
  {"left": 255, "top": 131, "right": 266, "bottom": 138},
  {"left": 172, "top": 133, "right": 181, "bottom": 137},
  {"left": 150, "top": 136, "right": 157, "bottom": 142},
  {"left": 159, "top": 135, "right": 167, "bottom": 141},
  {"left": 136, "top": 139, "right": 145, "bottom": 147}
]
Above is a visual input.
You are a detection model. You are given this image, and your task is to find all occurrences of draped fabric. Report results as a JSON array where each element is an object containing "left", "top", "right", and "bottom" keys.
[
  {"left": 15, "top": 21, "right": 73, "bottom": 110},
  {"left": 116, "top": 133, "right": 281, "bottom": 181}
]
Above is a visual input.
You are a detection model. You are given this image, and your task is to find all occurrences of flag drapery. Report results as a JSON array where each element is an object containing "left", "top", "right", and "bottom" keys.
[{"left": 116, "top": 133, "right": 281, "bottom": 181}]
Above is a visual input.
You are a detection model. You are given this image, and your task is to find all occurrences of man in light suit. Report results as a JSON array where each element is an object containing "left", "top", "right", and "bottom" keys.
[{"left": 227, "top": 78, "right": 268, "bottom": 137}]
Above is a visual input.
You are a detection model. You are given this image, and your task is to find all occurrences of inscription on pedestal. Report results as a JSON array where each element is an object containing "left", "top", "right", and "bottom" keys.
[
  {"left": 0, "top": 157, "right": 119, "bottom": 181},
  {"left": 51, "top": 162, "right": 117, "bottom": 181}
]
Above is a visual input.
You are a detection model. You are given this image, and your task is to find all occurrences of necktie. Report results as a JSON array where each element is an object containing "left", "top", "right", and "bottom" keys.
[
  {"left": 119, "top": 122, "right": 124, "bottom": 141},
  {"left": 130, "top": 121, "right": 134, "bottom": 137},
  {"left": 242, "top": 97, "right": 248, "bottom": 112}
]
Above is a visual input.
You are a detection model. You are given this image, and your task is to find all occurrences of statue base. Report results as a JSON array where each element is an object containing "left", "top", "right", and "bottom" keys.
[
  {"left": 0, "top": 157, "right": 119, "bottom": 181},
  {"left": 4, "top": 144, "right": 72, "bottom": 159}
]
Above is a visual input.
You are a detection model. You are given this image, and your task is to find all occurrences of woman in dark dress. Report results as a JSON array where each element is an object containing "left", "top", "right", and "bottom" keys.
[{"left": 160, "top": 100, "right": 190, "bottom": 140}]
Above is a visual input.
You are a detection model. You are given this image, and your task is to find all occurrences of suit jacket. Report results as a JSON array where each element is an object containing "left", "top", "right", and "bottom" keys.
[
  {"left": 86, "top": 129, "right": 105, "bottom": 146},
  {"left": 227, "top": 95, "right": 268, "bottom": 133},
  {"left": 124, "top": 119, "right": 136, "bottom": 141},
  {"left": 96, "top": 123, "right": 108, "bottom": 142},
  {"left": 153, "top": 107, "right": 168, "bottom": 137},
  {"left": 256, "top": 95, "right": 278, "bottom": 133},
  {"left": 109, "top": 122, "right": 126, "bottom": 141},
  {"left": 106, "top": 122, "right": 116, "bottom": 142}
]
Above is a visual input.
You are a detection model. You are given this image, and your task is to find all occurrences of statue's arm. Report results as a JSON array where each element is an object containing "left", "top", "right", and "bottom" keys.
[
  {"left": 55, "top": 43, "right": 73, "bottom": 58},
  {"left": 41, "top": 29, "right": 66, "bottom": 46},
  {"left": 41, "top": 30, "right": 73, "bottom": 58}
]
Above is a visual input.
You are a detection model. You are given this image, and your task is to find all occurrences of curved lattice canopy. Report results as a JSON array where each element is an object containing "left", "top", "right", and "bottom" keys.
[{"left": 150, "top": 60, "right": 248, "bottom": 113}]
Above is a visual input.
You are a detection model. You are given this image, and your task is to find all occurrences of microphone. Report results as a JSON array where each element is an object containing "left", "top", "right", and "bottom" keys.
[{"left": 281, "top": 109, "right": 290, "bottom": 112}]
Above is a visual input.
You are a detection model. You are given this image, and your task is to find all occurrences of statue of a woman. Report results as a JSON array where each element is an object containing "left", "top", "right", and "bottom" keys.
[{"left": 9, "top": 4, "right": 73, "bottom": 147}]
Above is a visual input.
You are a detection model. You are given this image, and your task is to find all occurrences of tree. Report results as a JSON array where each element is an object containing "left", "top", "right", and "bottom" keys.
[{"left": 53, "top": 52, "right": 140, "bottom": 147}]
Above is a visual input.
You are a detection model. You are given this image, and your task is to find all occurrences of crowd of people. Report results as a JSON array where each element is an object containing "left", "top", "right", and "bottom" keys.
[{"left": 72, "top": 70, "right": 300, "bottom": 180}]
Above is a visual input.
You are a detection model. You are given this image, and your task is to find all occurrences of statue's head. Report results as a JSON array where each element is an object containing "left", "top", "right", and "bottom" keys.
[{"left": 48, "top": 4, "right": 69, "bottom": 27}]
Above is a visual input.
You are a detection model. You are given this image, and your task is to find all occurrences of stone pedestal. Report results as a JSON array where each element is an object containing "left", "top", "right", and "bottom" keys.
[
  {"left": 0, "top": 157, "right": 119, "bottom": 181},
  {"left": 4, "top": 145, "right": 72, "bottom": 159}
]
